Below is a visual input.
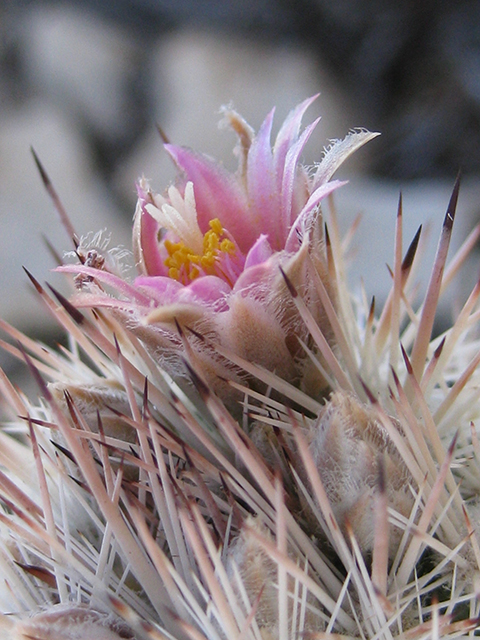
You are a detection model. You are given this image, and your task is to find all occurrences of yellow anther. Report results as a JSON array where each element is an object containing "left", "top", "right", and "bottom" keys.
[
  {"left": 209, "top": 218, "right": 223, "bottom": 235},
  {"left": 168, "top": 267, "right": 180, "bottom": 280},
  {"left": 164, "top": 239, "right": 177, "bottom": 256},
  {"left": 164, "top": 218, "right": 235, "bottom": 283},
  {"left": 200, "top": 254, "right": 216, "bottom": 269},
  {"left": 203, "top": 231, "right": 219, "bottom": 252},
  {"left": 220, "top": 238, "right": 235, "bottom": 254}
]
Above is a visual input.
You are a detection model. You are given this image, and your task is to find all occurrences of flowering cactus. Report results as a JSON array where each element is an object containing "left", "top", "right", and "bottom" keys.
[
  {"left": 1, "top": 99, "right": 480, "bottom": 640},
  {"left": 57, "top": 97, "right": 377, "bottom": 401}
]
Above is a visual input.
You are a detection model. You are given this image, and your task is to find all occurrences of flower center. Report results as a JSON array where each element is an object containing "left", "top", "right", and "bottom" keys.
[{"left": 164, "top": 218, "right": 236, "bottom": 283}]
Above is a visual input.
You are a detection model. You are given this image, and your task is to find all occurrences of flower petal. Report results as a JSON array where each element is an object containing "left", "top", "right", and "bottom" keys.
[
  {"left": 232, "top": 258, "right": 277, "bottom": 294},
  {"left": 132, "top": 196, "right": 167, "bottom": 277},
  {"left": 273, "top": 94, "right": 319, "bottom": 185},
  {"left": 313, "top": 129, "right": 380, "bottom": 187},
  {"left": 246, "top": 108, "right": 283, "bottom": 249},
  {"left": 55, "top": 265, "right": 153, "bottom": 306},
  {"left": 281, "top": 117, "right": 321, "bottom": 233},
  {"left": 177, "top": 276, "right": 230, "bottom": 309},
  {"left": 134, "top": 275, "right": 184, "bottom": 304},
  {"left": 145, "top": 182, "right": 204, "bottom": 253},
  {"left": 164, "top": 144, "right": 256, "bottom": 252},
  {"left": 285, "top": 179, "right": 347, "bottom": 252},
  {"left": 136, "top": 274, "right": 230, "bottom": 310},
  {"left": 244, "top": 234, "right": 273, "bottom": 270}
]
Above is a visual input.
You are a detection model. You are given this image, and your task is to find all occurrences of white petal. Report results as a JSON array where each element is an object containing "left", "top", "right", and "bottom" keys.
[
  {"left": 145, "top": 182, "right": 203, "bottom": 252},
  {"left": 312, "top": 129, "right": 380, "bottom": 187}
]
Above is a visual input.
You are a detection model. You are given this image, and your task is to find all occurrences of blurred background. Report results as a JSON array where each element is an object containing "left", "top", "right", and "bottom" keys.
[{"left": 1, "top": 0, "right": 480, "bottom": 381}]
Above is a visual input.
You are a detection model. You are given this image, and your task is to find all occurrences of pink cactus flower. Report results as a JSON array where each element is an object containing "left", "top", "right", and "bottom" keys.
[
  {"left": 131, "top": 96, "right": 375, "bottom": 307},
  {"left": 58, "top": 98, "right": 377, "bottom": 400}
]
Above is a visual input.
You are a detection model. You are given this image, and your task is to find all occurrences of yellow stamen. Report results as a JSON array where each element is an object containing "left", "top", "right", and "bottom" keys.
[{"left": 164, "top": 218, "right": 235, "bottom": 282}]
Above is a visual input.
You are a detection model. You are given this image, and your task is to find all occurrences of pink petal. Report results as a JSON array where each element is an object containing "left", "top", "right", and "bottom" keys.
[
  {"left": 136, "top": 274, "right": 230, "bottom": 310},
  {"left": 70, "top": 292, "right": 147, "bottom": 312},
  {"left": 134, "top": 276, "right": 184, "bottom": 304},
  {"left": 165, "top": 145, "right": 257, "bottom": 253},
  {"left": 133, "top": 199, "right": 167, "bottom": 277},
  {"left": 232, "top": 258, "right": 277, "bottom": 294},
  {"left": 285, "top": 179, "right": 347, "bottom": 252},
  {"left": 55, "top": 265, "right": 153, "bottom": 306},
  {"left": 281, "top": 117, "right": 321, "bottom": 234},
  {"left": 244, "top": 234, "right": 273, "bottom": 270},
  {"left": 273, "top": 94, "right": 319, "bottom": 186},
  {"left": 177, "top": 276, "right": 230, "bottom": 309},
  {"left": 246, "top": 108, "right": 283, "bottom": 249}
]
